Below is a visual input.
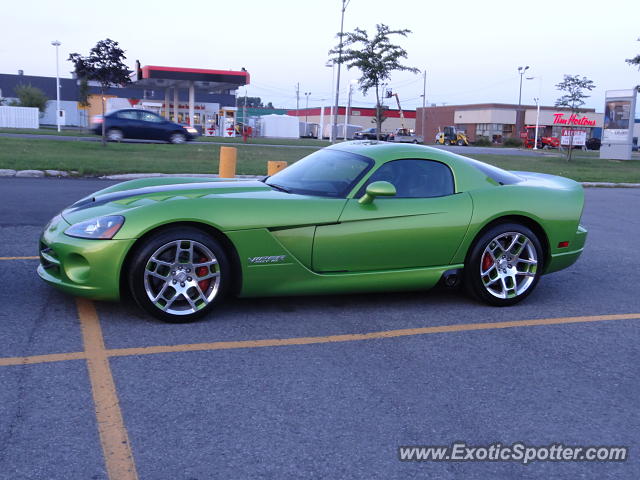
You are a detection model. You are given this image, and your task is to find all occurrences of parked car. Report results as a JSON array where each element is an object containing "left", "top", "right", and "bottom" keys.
[
  {"left": 92, "top": 109, "right": 199, "bottom": 143},
  {"left": 585, "top": 137, "right": 601, "bottom": 151},
  {"left": 353, "top": 127, "right": 389, "bottom": 141},
  {"left": 38, "top": 142, "right": 586, "bottom": 322}
]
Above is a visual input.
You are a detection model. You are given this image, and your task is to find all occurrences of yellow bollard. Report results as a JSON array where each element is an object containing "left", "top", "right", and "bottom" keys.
[
  {"left": 219, "top": 146, "right": 237, "bottom": 178},
  {"left": 267, "top": 161, "right": 288, "bottom": 176}
]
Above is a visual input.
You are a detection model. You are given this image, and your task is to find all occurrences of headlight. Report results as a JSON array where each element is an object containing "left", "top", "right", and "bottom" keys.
[
  {"left": 184, "top": 126, "right": 198, "bottom": 134},
  {"left": 65, "top": 215, "right": 125, "bottom": 240}
]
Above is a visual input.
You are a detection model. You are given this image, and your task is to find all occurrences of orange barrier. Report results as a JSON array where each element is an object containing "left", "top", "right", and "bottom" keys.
[
  {"left": 267, "top": 161, "right": 287, "bottom": 176},
  {"left": 219, "top": 147, "right": 237, "bottom": 178}
]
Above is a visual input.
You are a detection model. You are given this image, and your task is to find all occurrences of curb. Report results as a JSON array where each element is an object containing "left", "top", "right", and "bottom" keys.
[{"left": 0, "top": 169, "right": 638, "bottom": 188}]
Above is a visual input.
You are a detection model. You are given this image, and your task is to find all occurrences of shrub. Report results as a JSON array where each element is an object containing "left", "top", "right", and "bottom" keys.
[
  {"left": 503, "top": 137, "right": 523, "bottom": 148},
  {"left": 14, "top": 84, "right": 49, "bottom": 113},
  {"left": 472, "top": 136, "right": 492, "bottom": 147}
]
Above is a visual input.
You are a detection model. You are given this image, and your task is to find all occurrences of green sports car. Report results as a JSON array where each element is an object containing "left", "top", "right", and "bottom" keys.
[{"left": 38, "top": 141, "right": 587, "bottom": 322}]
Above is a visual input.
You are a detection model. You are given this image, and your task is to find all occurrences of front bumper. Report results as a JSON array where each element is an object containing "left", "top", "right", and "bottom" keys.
[{"left": 37, "top": 215, "right": 135, "bottom": 301}]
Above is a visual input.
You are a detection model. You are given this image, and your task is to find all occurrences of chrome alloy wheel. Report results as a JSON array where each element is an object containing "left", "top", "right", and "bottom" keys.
[
  {"left": 143, "top": 239, "right": 221, "bottom": 316},
  {"left": 479, "top": 231, "right": 538, "bottom": 299}
]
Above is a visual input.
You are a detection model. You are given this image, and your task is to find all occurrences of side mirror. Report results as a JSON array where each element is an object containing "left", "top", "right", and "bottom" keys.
[{"left": 358, "top": 181, "right": 396, "bottom": 205}]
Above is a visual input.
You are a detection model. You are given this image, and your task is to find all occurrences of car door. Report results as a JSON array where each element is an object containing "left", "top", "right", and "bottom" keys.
[
  {"left": 139, "top": 111, "right": 168, "bottom": 140},
  {"left": 312, "top": 159, "right": 473, "bottom": 272},
  {"left": 113, "top": 110, "right": 140, "bottom": 138}
]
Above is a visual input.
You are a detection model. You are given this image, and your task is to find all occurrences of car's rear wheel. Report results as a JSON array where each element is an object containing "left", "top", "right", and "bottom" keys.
[
  {"left": 128, "top": 227, "right": 229, "bottom": 322},
  {"left": 464, "top": 223, "right": 543, "bottom": 306},
  {"left": 106, "top": 129, "right": 123, "bottom": 142},
  {"left": 169, "top": 132, "right": 186, "bottom": 144}
]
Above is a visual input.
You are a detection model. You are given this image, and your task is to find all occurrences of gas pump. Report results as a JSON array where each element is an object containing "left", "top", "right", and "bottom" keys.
[
  {"left": 204, "top": 114, "right": 218, "bottom": 136},
  {"left": 218, "top": 107, "right": 237, "bottom": 137}
]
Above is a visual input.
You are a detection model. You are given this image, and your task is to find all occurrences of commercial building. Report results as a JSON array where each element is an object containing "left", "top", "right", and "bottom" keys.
[
  {"left": 0, "top": 63, "right": 249, "bottom": 130},
  {"left": 415, "top": 103, "right": 603, "bottom": 144},
  {"left": 289, "top": 106, "right": 416, "bottom": 138}
]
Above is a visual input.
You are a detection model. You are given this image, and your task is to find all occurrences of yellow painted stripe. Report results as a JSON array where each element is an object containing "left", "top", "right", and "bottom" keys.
[
  {"left": 0, "top": 256, "right": 39, "bottom": 260},
  {"left": 106, "top": 313, "right": 640, "bottom": 359},
  {"left": 0, "top": 351, "right": 85, "bottom": 367},
  {"left": 76, "top": 298, "right": 139, "bottom": 480},
  {"left": 1, "top": 313, "right": 638, "bottom": 369}
]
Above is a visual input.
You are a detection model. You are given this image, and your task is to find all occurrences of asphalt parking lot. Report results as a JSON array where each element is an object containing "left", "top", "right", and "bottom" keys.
[{"left": 1, "top": 178, "right": 639, "bottom": 479}]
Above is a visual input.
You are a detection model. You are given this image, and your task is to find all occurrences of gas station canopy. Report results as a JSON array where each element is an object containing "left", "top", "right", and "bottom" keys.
[{"left": 133, "top": 64, "right": 250, "bottom": 92}]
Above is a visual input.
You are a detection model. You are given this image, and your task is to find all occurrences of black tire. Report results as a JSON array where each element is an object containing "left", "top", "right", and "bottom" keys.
[
  {"left": 169, "top": 132, "right": 186, "bottom": 144},
  {"left": 128, "top": 227, "right": 230, "bottom": 322},
  {"left": 457, "top": 139, "right": 464, "bottom": 146},
  {"left": 444, "top": 139, "right": 451, "bottom": 146},
  {"left": 412, "top": 139, "right": 419, "bottom": 144},
  {"left": 106, "top": 128, "right": 123, "bottom": 142},
  {"left": 464, "top": 223, "right": 543, "bottom": 306}
]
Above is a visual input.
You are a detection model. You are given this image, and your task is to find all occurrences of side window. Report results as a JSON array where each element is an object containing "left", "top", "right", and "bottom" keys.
[
  {"left": 140, "top": 111, "right": 164, "bottom": 123},
  {"left": 116, "top": 110, "right": 139, "bottom": 120},
  {"left": 357, "top": 159, "right": 454, "bottom": 198}
]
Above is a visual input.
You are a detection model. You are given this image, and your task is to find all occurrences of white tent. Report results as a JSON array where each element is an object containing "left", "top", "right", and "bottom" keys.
[{"left": 259, "top": 114, "right": 299, "bottom": 138}]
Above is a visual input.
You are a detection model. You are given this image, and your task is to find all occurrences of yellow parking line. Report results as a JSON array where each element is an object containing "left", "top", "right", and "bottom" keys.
[
  {"left": 0, "top": 256, "right": 39, "bottom": 260},
  {"left": 106, "top": 312, "right": 640, "bottom": 358},
  {"left": 76, "top": 298, "right": 139, "bottom": 480},
  {"left": 1, "top": 313, "right": 638, "bottom": 368},
  {"left": 0, "top": 351, "right": 85, "bottom": 367}
]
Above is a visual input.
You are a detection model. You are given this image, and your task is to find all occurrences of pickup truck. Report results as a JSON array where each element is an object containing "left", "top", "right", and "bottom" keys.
[
  {"left": 353, "top": 127, "right": 389, "bottom": 141},
  {"left": 387, "top": 128, "right": 423, "bottom": 144}
]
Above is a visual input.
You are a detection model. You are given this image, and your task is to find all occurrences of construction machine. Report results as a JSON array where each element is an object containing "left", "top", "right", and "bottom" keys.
[{"left": 435, "top": 126, "right": 469, "bottom": 146}]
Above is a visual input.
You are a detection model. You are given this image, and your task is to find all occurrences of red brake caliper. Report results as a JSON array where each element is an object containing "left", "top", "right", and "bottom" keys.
[
  {"left": 196, "top": 257, "right": 211, "bottom": 292},
  {"left": 481, "top": 253, "right": 493, "bottom": 272}
]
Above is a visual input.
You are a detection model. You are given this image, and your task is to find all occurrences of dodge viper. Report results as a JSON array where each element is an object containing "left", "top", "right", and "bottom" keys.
[{"left": 38, "top": 141, "right": 587, "bottom": 322}]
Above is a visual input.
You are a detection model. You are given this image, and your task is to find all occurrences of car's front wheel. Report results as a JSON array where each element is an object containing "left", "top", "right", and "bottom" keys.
[
  {"left": 464, "top": 223, "right": 543, "bottom": 306},
  {"left": 169, "top": 132, "right": 186, "bottom": 144},
  {"left": 128, "top": 227, "right": 229, "bottom": 322}
]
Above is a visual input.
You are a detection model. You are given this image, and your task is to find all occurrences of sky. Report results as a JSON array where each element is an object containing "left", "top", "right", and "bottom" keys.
[{"left": 1, "top": 0, "right": 639, "bottom": 113}]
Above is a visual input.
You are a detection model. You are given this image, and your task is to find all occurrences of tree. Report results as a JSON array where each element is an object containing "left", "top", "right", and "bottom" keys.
[
  {"left": 626, "top": 37, "right": 640, "bottom": 69},
  {"left": 68, "top": 39, "right": 132, "bottom": 145},
  {"left": 554, "top": 74, "right": 595, "bottom": 161},
  {"left": 11, "top": 84, "right": 49, "bottom": 113},
  {"left": 237, "top": 96, "right": 274, "bottom": 108},
  {"left": 371, "top": 105, "right": 388, "bottom": 128},
  {"left": 330, "top": 24, "right": 419, "bottom": 140}
]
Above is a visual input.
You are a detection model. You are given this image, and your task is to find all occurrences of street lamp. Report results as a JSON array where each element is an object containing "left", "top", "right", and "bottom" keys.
[
  {"left": 526, "top": 75, "right": 542, "bottom": 150},
  {"left": 517, "top": 66, "right": 529, "bottom": 106},
  {"left": 304, "top": 92, "right": 311, "bottom": 124},
  {"left": 326, "top": 60, "right": 335, "bottom": 141},
  {"left": 51, "top": 40, "right": 61, "bottom": 132}
]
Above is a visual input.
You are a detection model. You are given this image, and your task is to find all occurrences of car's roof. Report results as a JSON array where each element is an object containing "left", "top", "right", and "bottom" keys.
[{"left": 108, "top": 108, "right": 157, "bottom": 115}]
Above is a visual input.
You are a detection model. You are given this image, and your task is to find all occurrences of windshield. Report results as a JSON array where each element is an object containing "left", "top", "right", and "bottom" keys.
[{"left": 265, "top": 149, "right": 373, "bottom": 198}]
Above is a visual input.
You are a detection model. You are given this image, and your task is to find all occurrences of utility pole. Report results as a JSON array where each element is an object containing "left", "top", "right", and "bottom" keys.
[
  {"left": 517, "top": 66, "right": 530, "bottom": 140},
  {"left": 295, "top": 83, "right": 300, "bottom": 114},
  {"left": 332, "top": 0, "right": 349, "bottom": 143}
]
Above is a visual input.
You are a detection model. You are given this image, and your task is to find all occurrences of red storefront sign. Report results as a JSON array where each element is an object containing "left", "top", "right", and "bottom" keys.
[{"left": 552, "top": 113, "right": 596, "bottom": 127}]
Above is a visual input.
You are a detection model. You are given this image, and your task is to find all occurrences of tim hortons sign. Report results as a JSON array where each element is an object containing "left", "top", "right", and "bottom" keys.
[{"left": 552, "top": 113, "right": 596, "bottom": 127}]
